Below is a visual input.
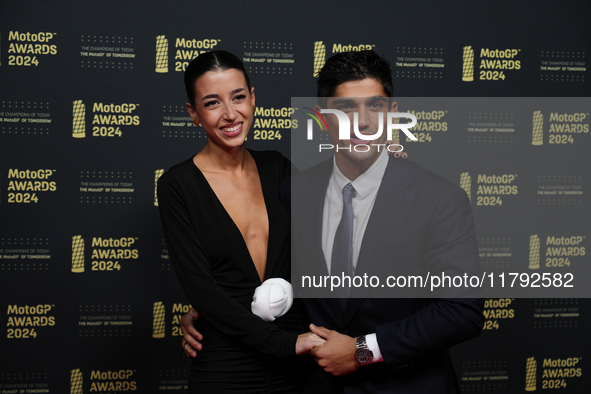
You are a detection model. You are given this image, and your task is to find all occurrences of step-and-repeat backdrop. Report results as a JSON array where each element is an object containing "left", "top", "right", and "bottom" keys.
[{"left": 1, "top": 1, "right": 589, "bottom": 392}]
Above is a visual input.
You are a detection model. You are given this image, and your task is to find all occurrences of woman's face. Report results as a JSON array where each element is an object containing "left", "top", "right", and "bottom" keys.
[{"left": 187, "top": 68, "right": 255, "bottom": 150}]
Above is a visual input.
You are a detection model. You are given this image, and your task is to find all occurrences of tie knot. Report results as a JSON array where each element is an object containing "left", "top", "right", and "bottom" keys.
[{"left": 342, "top": 183, "right": 355, "bottom": 204}]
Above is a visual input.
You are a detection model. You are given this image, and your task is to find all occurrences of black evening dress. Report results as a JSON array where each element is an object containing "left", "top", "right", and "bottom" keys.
[{"left": 158, "top": 150, "right": 310, "bottom": 393}]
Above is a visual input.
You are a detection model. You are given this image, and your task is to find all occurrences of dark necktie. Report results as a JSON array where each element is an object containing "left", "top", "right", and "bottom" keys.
[{"left": 331, "top": 183, "right": 355, "bottom": 312}]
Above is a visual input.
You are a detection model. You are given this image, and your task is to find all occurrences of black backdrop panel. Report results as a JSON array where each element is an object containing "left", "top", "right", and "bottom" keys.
[{"left": 1, "top": 1, "right": 589, "bottom": 393}]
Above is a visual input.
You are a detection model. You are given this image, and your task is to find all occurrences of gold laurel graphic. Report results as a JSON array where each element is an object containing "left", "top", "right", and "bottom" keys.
[
  {"left": 155, "top": 35, "right": 169, "bottom": 73},
  {"left": 72, "top": 100, "right": 86, "bottom": 138},
  {"left": 391, "top": 130, "right": 400, "bottom": 142},
  {"left": 529, "top": 235, "right": 540, "bottom": 269},
  {"left": 532, "top": 111, "right": 543, "bottom": 146},
  {"left": 313, "top": 41, "right": 326, "bottom": 77},
  {"left": 462, "top": 46, "right": 474, "bottom": 82},
  {"left": 154, "top": 169, "right": 164, "bottom": 206},
  {"left": 153, "top": 301, "right": 165, "bottom": 338},
  {"left": 70, "top": 369, "right": 83, "bottom": 394},
  {"left": 72, "top": 235, "right": 85, "bottom": 273},
  {"left": 460, "top": 172, "right": 472, "bottom": 203},
  {"left": 525, "top": 357, "right": 537, "bottom": 391}
]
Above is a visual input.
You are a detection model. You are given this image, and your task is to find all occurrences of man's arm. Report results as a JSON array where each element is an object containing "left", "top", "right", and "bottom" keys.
[
  {"left": 375, "top": 186, "right": 484, "bottom": 366},
  {"left": 308, "top": 297, "right": 483, "bottom": 375},
  {"left": 308, "top": 186, "right": 483, "bottom": 375}
]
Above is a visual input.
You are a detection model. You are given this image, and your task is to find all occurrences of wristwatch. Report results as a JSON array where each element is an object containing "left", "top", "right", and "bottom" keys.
[{"left": 354, "top": 335, "right": 373, "bottom": 365}]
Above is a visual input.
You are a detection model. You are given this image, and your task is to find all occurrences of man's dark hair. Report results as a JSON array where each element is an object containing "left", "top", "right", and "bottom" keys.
[
  {"left": 316, "top": 50, "right": 393, "bottom": 106},
  {"left": 184, "top": 50, "right": 251, "bottom": 106}
]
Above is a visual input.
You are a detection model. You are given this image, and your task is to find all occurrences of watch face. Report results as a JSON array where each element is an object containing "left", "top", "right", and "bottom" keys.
[{"left": 355, "top": 348, "right": 372, "bottom": 364}]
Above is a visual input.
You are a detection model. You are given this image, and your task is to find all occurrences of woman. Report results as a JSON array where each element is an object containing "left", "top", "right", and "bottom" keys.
[{"left": 157, "top": 50, "right": 324, "bottom": 393}]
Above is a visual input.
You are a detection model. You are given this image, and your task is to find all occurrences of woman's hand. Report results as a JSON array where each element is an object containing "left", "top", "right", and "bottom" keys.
[
  {"left": 180, "top": 307, "right": 203, "bottom": 358},
  {"left": 295, "top": 332, "right": 326, "bottom": 355},
  {"left": 387, "top": 139, "right": 408, "bottom": 159}
]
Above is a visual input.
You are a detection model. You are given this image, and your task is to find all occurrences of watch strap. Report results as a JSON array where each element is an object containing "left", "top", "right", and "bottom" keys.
[{"left": 355, "top": 335, "right": 373, "bottom": 365}]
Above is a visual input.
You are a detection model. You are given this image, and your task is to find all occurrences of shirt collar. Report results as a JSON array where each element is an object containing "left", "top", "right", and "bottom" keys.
[{"left": 331, "top": 149, "right": 388, "bottom": 200}]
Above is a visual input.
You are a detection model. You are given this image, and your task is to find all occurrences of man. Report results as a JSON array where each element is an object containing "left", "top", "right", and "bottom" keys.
[{"left": 182, "top": 50, "right": 483, "bottom": 393}]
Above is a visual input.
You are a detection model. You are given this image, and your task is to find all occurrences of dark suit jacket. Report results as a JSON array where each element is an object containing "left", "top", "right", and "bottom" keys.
[{"left": 291, "top": 156, "right": 484, "bottom": 393}]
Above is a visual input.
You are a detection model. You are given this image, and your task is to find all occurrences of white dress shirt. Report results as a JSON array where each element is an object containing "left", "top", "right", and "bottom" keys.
[{"left": 321, "top": 149, "right": 388, "bottom": 363}]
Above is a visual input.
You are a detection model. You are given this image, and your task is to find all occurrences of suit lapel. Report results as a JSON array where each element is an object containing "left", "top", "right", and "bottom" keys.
[
  {"left": 297, "top": 159, "right": 347, "bottom": 324},
  {"left": 298, "top": 160, "right": 331, "bottom": 278},
  {"left": 344, "top": 158, "right": 415, "bottom": 324}
]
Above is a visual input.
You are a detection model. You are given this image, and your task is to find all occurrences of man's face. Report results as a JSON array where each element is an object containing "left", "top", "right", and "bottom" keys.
[{"left": 317, "top": 78, "right": 398, "bottom": 174}]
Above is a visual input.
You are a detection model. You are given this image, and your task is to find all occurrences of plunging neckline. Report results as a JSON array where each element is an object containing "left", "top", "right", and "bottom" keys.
[{"left": 191, "top": 150, "right": 270, "bottom": 284}]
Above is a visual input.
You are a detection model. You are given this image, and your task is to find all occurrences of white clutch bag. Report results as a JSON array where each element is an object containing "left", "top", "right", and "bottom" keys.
[{"left": 251, "top": 278, "right": 294, "bottom": 322}]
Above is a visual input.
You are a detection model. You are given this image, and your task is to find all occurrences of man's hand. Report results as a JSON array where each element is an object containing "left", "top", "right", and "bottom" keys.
[
  {"left": 309, "top": 324, "right": 359, "bottom": 376},
  {"left": 180, "top": 307, "right": 203, "bottom": 358}
]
